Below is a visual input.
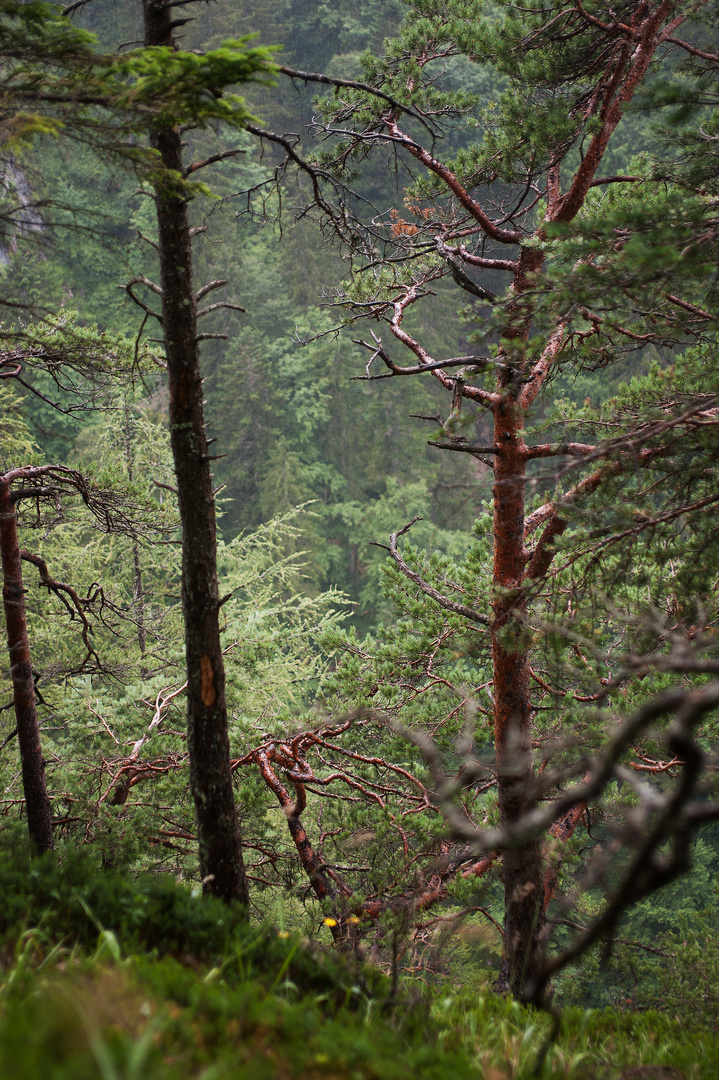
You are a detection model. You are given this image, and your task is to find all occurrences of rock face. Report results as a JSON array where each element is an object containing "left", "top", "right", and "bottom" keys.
[{"left": 0, "top": 157, "right": 43, "bottom": 265}]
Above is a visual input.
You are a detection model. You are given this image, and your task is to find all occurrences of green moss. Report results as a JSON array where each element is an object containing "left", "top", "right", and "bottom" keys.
[
  {"left": 1, "top": 845, "right": 718, "bottom": 1079},
  {"left": 0, "top": 849, "right": 477, "bottom": 1079}
]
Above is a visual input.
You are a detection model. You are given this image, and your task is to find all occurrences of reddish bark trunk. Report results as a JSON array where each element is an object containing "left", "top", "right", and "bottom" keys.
[
  {"left": 255, "top": 744, "right": 498, "bottom": 939},
  {"left": 256, "top": 749, "right": 342, "bottom": 905},
  {"left": 352, "top": 0, "right": 687, "bottom": 999},
  {"left": 142, "top": 0, "right": 249, "bottom": 908},
  {"left": 491, "top": 411, "right": 544, "bottom": 993},
  {"left": 490, "top": 247, "right": 545, "bottom": 997},
  {"left": 0, "top": 478, "right": 53, "bottom": 854}
]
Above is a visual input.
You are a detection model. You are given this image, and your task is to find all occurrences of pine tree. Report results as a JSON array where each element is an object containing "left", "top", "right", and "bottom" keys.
[{"left": 300, "top": 0, "right": 719, "bottom": 998}]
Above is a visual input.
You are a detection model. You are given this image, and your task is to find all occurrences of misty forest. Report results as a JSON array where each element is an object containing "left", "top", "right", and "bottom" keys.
[{"left": 0, "top": 1, "right": 718, "bottom": 1076}]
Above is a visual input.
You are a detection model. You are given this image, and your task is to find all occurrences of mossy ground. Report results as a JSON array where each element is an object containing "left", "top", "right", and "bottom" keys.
[{"left": 0, "top": 848, "right": 716, "bottom": 1079}]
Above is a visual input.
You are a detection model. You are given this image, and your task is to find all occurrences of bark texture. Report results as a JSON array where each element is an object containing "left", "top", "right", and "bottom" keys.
[
  {"left": 0, "top": 478, "right": 53, "bottom": 854},
  {"left": 491, "top": 395, "right": 543, "bottom": 995},
  {"left": 490, "top": 245, "right": 547, "bottom": 996},
  {"left": 142, "top": 0, "right": 249, "bottom": 907}
]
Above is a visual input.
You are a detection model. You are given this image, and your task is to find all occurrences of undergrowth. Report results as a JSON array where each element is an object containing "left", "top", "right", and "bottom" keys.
[{"left": 0, "top": 843, "right": 717, "bottom": 1079}]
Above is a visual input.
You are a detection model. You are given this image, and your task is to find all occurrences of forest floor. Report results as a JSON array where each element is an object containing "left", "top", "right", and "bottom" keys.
[{"left": 0, "top": 848, "right": 716, "bottom": 1080}]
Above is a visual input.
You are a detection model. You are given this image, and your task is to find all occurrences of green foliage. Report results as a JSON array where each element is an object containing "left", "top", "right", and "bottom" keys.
[
  {"left": 0, "top": 838, "right": 242, "bottom": 958},
  {"left": 220, "top": 508, "right": 350, "bottom": 724},
  {"left": 0, "top": 1, "right": 278, "bottom": 199},
  {"left": 432, "top": 988, "right": 719, "bottom": 1078},
  {"left": 652, "top": 908, "right": 719, "bottom": 1033},
  {"left": 0, "top": 396, "right": 351, "bottom": 880},
  {"left": 1, "top": 839, "right": 718, "bottom": 1080},
  {"left": 203, "top": 274, "right": 479, "bottom": 623},
  {"left": 0, "top": 382, "right": 40, "bottom": 469},
  {"left": 0, "top": 958, "right": 475, "bottom": 1080},
  {"left": 553, "top": 829, "right": 719, "bottom": 1019},
  {"left": 1, "top": 0, "right": 718, "bottom": 1029},
  {"left": 115, "top": 39, "right": 278, "bottom": 132},
  {"left": 0, "top": 840, "right": 489, "bottom": 1080}
]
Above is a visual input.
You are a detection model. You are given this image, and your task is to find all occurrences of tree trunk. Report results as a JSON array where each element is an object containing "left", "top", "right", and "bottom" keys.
[
  {"left": 308, "top": 0, "right": 684, "bottom": 1001},
  {"left": 141, "top": 0, "right": 249, "bottom": 907},
  {"left": 491, "top": 391, "right": 543, "bottom": 996},
  {"left": 0, "top": 478, "right": 53, "bottom": 854},
  {"left": 123, "top": 397, "right": 147, "bottom": 658},
  {"left": 490, "top": 246, "right": 546, "bottom": 997}
]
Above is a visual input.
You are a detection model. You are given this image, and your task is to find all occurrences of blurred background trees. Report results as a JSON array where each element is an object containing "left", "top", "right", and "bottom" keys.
[{"left": 0, "top": 0, "right": 717, "bottom": 1012}]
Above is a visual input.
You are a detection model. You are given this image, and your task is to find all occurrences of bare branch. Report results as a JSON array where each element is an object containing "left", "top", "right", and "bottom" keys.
[
  {"left": 373, "top": 518, "right": 490, "bottom": 627},
  {"left": 184, "top": 148, "right": 245, "bottom": 177},
  {"left": 20, "top": 550, "right": 103, "bottom": 672},
  {"left": 276, "top": 64, "right": 436, "bottom": 135},
  {"left": 524, "top": 442, "right": 597, "bottom": 460},
  {"left": 195, "top": 279, "right": 228, "bottom": 302},
  {"left": 196, "top": 301, "right": 245, "bottom": 318},
  {"left": 385, "top": 121, "right": 522, "bottom": 246}
]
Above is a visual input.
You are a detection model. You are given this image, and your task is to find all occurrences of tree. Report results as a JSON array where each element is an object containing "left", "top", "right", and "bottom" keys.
[
  {"left": 0, "top": 0, "right": 279, "bottom": 900},
  {"left": 4, "top": 0, "right": 717, "bottom": 1003},
  {"left": 131, "top": 0, "right": 283, "bottom": 906},
  {"left": 275, "top": 0, "right": 719, "bottom": 997},
  {"left": 0, "top": 461, "right": 54, "bottom": 854},
  {"left": 0, "top": 390, "right": 162, "bottom": 855},
  {"left": 0, "top": 462, "right": 115, "bottom": 854}
]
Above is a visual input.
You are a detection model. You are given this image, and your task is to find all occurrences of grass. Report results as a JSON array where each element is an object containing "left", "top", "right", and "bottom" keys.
[
  {"left": 432, "top": 991, "right": 719, "bottom": 1079},
  {"left": 0, "top": 935, "right": 477, "bottom": 1080},
  {"left": 0, "top": 846, "right": 717, "bottom": 1079}
]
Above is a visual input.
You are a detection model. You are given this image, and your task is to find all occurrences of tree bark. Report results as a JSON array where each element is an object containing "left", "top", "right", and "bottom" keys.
[
  {"left": 123, "top": 397, "right": 147, "bottom": 658},
  {"left": 0, "top": 477, "right": 53, "bottom": 855},
  {"left": 141, "top": 0, "right": 249, "bottom": 907},
  {"left": 491, "top": 248, "right": 546, "bottom": 997},
  {"left": 491, "top": 417, "right": 543, "bottom": 995}
]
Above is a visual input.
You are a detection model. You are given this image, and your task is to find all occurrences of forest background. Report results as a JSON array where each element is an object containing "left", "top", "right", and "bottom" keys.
[{"left": 0, "top": 0, "right": 718, "bottom": 1035}]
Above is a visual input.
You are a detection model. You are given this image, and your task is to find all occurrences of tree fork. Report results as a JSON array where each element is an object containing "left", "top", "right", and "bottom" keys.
[
  {"left": 0, "top": 478, "right": 53, "bottom": 855},
  {"left": 141, "top": 0, "right": 249, "bottom": 907}
]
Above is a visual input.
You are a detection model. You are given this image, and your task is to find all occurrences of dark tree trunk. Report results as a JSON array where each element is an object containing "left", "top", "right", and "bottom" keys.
[
  {"left": 0, "top": 478, "right": 53, "bottom": 855},
  {"left": 123, "top": 398, "right": 147, "bottom": 658},
  {"left": 141, "top": 0, "right": 249, "bottom": 907}
]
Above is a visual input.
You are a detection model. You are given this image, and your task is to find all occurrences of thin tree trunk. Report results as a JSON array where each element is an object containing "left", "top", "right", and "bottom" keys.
[
  {"left": 123, "top": 397, "right": 146, "bottom": 657},
  {"left": 0, "top": 478, "right": 53, "bottom": 854},
  {"left": 132, "top": 543, "right": 146, "bottom": 657},
  {"left": 141, "top": 0, "right": 249, "bottom": 907}
]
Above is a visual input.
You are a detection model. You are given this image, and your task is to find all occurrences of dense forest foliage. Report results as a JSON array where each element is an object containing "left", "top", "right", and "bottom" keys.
[{"left": 1, "top": 0, "right": 719, "bottom": 1073}]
